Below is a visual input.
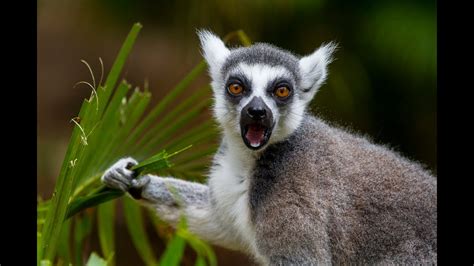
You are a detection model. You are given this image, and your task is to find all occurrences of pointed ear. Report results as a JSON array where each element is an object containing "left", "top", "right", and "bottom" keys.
[
  {"left": 197, "top": 30, "right": 230, "bottom": 80},
  {"left": 298, "top": 42, "right": 337, "bottom": 103}
]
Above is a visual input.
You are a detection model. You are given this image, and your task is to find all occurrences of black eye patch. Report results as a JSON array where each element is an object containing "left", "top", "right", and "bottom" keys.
[
  {"left": 225, "top": 74, "right": 252, "bottom": 104},
  {"left": 266, "top": 78, "right": 294, "bottom": 106}
]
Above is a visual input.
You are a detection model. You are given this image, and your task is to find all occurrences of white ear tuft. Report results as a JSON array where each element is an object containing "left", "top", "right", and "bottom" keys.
[
  {"left": 197, "top": 29, "right": 230, "bottom": 80},
  {"left": 299, "top": 41, "right": 338, "bottom": 102}
]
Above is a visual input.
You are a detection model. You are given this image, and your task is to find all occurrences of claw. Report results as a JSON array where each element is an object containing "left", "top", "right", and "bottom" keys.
[{"left": 126, "top": 161, "right": 136, "bottom": 169}]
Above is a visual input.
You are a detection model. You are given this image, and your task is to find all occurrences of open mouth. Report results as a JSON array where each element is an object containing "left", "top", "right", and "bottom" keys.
[
  {"left": 239, "top": 96, "right": 274, "bottom": 150},
  {"left": 241, "top": 123, "right": 272, "bottom": 150}
]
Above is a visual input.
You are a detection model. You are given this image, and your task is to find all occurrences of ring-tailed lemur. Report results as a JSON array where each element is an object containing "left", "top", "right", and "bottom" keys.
[{"left": 102, "top": 30, "right": 437, "bottom": 265}]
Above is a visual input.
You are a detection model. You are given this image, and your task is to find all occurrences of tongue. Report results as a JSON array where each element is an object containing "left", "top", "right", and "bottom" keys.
[{"left": 246, "top": 124, "right": 266, "bottom": 147}]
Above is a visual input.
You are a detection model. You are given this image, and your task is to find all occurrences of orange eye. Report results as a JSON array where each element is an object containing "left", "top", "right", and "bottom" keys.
[
  {"left": 274, "top": 86, "right": 290, "bottom": 98},
  {"left": 228, "top": 83, "right": 243, "bottom": 95}
]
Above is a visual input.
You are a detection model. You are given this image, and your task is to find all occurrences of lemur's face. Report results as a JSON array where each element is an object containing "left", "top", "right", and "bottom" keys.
[
  {"left": 198, "top": 31, "right": 336, "bottom": 151},
  {"left": 221, "top": 59, "right": 298, "bottom": 150}
]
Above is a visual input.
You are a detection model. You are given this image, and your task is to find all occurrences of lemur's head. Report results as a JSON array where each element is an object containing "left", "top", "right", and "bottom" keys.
[{"left": 198, "top": 30, "right": 336, "bottom": 151}]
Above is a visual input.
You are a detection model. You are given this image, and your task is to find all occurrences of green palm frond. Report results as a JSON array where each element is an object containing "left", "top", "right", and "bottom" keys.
[{"left": 37, "top": 23, "right": 252, "bottom": 266}]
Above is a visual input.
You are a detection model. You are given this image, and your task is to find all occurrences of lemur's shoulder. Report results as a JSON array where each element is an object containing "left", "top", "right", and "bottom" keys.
[
  {"left": 249, "top": 114, "right": 436, "bottom": 262},
  {"left": 285, "top": 114, "right": 436, "bottom": 179},
  {"left": 255, "top": 112, "right": 436, "bottom": 195}
]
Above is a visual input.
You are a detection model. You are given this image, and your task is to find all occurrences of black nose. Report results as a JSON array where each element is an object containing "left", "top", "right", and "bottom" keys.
[{"left": 247, "top": 107, "right": 266, "bottom": 119}]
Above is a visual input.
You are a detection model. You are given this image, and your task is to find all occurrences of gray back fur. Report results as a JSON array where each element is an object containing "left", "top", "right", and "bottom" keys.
[{"left": 249, "top": 115, "right": 437, "bottom": 264}]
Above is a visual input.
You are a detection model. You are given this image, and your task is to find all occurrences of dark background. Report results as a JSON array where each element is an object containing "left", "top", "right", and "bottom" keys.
[{"left": 37, "top": 0, "right": 436, "bottom": 264}]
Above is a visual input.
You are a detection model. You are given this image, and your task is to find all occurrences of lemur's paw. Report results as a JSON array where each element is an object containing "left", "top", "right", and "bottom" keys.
[{"left": 101, "top": 157, "right": 143, "bottom": 192}]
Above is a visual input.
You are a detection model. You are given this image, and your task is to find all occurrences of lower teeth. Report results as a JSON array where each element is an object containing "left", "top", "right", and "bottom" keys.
[{"left": 250, "top": 142, "right": 260, "bottom": 147}]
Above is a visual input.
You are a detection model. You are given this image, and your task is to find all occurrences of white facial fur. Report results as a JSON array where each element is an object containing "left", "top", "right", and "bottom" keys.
[
  {"left": 226, "top": 63, "right": 304, "bottom": 145},
  {"left": 198, "top": 30, "right": 336, "bottom": 149}
]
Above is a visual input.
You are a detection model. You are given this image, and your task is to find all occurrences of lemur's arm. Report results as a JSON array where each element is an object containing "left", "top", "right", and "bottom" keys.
[{"left": 101, "top": 157, "right": 242, "bottom": 250}]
